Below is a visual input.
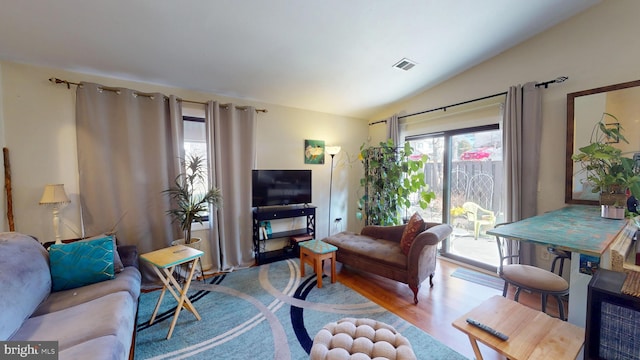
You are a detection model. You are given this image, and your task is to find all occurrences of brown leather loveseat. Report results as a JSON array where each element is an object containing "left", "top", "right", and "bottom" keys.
[{"left": 324, "top": 220, "right": 452, "bottom": 304}]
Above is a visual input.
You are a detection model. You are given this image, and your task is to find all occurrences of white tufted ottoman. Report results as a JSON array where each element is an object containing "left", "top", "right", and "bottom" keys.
[{"left": 310, "top": 318, "right": 417, "bottom": 360}]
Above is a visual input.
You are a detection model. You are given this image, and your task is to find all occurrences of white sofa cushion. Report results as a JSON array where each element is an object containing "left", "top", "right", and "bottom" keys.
[
  {"left": 0, "top": 233, "right": 51, "bottom": 340},
  {"left": 10, "top": 291, "right": 136, "bottom": 359},
  {"left": 32, "top": 266, "right": 141, "bottom": 317}
]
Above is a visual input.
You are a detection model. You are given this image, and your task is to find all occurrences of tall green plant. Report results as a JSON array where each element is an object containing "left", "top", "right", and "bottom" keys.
[
  {"left": 164, "top": 154, "right": 222, "bottom": 243},
  {"left": 356, "top": 140, "right": 436, "bottom": 226}
]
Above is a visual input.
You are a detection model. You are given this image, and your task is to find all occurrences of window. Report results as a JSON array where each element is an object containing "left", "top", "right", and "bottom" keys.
[
  {"left": 184, "top": 116, "right": 206, "bottom": 158},
  {"left": 183, "top": 116, "right": 209, "bottom": 223}
]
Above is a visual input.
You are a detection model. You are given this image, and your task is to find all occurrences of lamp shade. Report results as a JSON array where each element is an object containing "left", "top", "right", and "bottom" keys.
[
  {"left": 326, "top": 146, "right": 341, "bottom": 156},
  {"left": 39, "top": 184, "right": 70, "bottom": 205}
]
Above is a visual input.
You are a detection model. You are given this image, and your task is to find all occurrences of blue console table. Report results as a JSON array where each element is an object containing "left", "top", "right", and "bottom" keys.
[
  {"left": 487, "top": 204, "right": 634, "bottom": 330},
  {"left": 487, "top": 205, "right": 625, "bottom": 257}
]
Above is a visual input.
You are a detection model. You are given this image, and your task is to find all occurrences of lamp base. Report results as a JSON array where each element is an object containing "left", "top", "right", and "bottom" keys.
[{"left": 52, "top": 205, "right": 62, "bottom": 244}]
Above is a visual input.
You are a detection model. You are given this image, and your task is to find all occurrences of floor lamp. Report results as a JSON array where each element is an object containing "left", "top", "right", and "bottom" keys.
[
  {"left": 39, "top": 184, "right": 71, "bottom": 244},
  {"left": 325, "top": 146, "right": 341, "bottom": 236}
]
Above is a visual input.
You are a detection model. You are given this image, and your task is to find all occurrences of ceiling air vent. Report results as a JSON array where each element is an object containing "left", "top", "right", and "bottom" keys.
[{"left": 393, "top": 58, "right": 417, "bottom": 71}]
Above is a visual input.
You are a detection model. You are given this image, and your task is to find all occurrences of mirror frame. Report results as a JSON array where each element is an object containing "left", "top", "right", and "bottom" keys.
[{"left": 565, "top": 79, "right": 640, "bottom": 205}]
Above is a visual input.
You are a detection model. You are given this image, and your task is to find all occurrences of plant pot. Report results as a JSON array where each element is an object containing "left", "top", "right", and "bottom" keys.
[
  {"left": 599, "top": 192, "right": 627, "bottom": 206},
  {"left": 171, "top": 237, "right": 202, "bottom": 250},
  {"left": 601, "top": 205, "right": 625, "bottom": 220}
]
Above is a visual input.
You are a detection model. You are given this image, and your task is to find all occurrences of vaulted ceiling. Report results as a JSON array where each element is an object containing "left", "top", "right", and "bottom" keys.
[{"left": 0, "top": 0, "right": 600, "bottom": 118}]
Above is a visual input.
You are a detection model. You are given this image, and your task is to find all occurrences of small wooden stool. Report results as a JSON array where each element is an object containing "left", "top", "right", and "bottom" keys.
[{"left": 299, "top": 239, "right": 337, "bottom": 288}]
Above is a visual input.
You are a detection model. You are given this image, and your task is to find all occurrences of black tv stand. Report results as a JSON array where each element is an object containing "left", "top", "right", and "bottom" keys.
[{"left": 252, "top": 205, "right": 316, "bottom": 265}]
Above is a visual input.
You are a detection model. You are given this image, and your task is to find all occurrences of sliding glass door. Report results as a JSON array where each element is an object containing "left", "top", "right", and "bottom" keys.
[{"left": 408, "top": 125, "right": 503, "bottom": 271}]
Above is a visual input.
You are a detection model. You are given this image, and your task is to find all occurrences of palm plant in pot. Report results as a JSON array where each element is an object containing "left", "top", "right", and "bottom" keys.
[
  {"left": 164, "top": 154, "right": 222, "bottom": 247},
  {"left": 572, "top": 113, "right": 640, "bottom": 218}
]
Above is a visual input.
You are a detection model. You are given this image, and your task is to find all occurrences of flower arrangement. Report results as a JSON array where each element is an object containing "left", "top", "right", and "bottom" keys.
[{"left": 450, "top": 206, "right": 466, "bottom": 217}]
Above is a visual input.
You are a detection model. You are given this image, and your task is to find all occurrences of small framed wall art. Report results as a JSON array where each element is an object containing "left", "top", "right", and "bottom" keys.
[{"left": 304, "top": 139, "right": 325, "bottom": 164}]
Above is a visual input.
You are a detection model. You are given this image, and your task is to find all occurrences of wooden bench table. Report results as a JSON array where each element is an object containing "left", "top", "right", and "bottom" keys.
[{"left": 452, "top": 295, "right": 584, "bottom": 360}]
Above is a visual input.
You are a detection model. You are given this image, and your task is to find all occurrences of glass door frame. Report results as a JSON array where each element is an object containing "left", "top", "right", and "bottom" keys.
[{"left": 407, "top": 124, "right": 500, "bottom": 273}]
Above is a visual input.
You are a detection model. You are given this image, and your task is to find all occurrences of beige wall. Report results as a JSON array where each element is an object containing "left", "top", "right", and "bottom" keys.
[
  {"left": 2, "top": 0, "right": 637, "bottom": 260},
  {"left": 0, "top": 61, "right": 367, "bottom": 250},
  {"left": 372, "top": 0, "right": 640, "bottom": 215}
]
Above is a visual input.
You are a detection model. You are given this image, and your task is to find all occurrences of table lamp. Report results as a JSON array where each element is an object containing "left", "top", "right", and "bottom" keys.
[{"left": 39, "top": 184, "right": 71, "bottom": 244}]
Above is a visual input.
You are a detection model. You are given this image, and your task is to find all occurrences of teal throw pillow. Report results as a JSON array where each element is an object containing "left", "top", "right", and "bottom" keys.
[
  {"left": 49, "top": 237, "right": 115, "bottom": 291},
  {"left": 81, "top": 233, "right": 124, "bottom": 273}
]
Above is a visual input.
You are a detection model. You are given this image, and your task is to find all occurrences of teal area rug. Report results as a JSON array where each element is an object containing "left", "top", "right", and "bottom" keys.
[
  {"left": 135, "top": 259, "right": 468, "bottom": 359},
  {"left": 451, "top": 267, "right": 504, "bottom": 291}
]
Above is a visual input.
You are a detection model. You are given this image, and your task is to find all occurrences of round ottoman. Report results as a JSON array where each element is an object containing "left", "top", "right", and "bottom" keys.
[{"left": 310, "top": 318, "right": 417, "bottom": 360}]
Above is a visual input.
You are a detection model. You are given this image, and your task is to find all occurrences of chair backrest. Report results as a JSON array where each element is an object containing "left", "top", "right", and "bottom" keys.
[
  {"left": 451, "top": 168, "right": 469, "bottom": 199},
  {"left": 494, "top": 223, "right": 520, "bottom": 273},
  {"left": 466, "top": 173, "right": 494, "bottom": 210}
]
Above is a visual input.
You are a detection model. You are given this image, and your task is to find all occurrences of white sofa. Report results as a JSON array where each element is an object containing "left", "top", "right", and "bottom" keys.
[{"left": 0, "top": 232, "right": 141, "bottom": 359}]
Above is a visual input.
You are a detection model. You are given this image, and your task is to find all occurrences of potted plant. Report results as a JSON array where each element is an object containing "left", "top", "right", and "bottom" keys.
[
  {"left": 356, "top": 139, "right": 436, "bottom": 226},
  {"left": 572, "top": 113, "right": 640, "bottom": 217},
  {"left": 164, "top": 154, "right": 222, "bottom": 247}
]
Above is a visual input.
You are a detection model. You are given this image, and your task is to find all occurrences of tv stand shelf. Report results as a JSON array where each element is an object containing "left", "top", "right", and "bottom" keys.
[{"left": 253, "top": 205, "right": 316, "bottom": 265}]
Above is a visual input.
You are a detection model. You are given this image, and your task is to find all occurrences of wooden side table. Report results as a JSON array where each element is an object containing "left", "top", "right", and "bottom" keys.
[
  {"left": 141, "top": 244, "right": 204, "bottom": 339},
  {"left": 299, "top": 239, "right": 337, "bottom": 288},
  {"left": 452, "top": 295, "right": 584, "bottom": 360}
]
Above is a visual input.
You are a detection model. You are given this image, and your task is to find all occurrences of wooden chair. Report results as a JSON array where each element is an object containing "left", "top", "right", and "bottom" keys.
[{"left": 494, "top": 223, "right": 569, "bottom": 320}]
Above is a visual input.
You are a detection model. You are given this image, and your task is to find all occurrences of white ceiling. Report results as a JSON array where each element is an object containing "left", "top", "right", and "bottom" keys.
[{"left": 0, "top": 0, "right": 599, "bottom": 119}]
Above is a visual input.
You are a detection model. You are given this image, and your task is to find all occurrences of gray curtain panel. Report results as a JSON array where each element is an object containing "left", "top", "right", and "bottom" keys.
[
  {"left": 76, "top": 83, "right": 183, "bottom": 283},
  {"left": 386, "top": 114, "right": 399, "bottom": 146},
  {"left": 205, "top": 101, "right": 256, "bottom": 272},
  {"left": 503, "top": 82, "right": 541, "bottom": 265}
]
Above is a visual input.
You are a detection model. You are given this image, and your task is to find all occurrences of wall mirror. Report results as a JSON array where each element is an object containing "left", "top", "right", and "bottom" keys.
[{"left": 565, "top": 79, "right": 640, "bottom": 205}]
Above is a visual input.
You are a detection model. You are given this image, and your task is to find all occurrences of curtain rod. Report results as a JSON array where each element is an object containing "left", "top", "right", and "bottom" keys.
[
  {"left": 369, "top": 76, "right": 568, "bottom": 125},
  {"left": 48, "top": 77, "right": 268, "bottom": 113}
]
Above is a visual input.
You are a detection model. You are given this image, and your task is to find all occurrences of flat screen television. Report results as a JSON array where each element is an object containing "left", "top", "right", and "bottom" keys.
[{"left": 252, "top": 170, "right": 312, "bottom": 207}]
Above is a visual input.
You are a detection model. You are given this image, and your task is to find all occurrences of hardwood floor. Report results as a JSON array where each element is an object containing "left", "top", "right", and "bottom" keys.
[{"left": 333, "top": 257, "right": 566, "bottom": 360}]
